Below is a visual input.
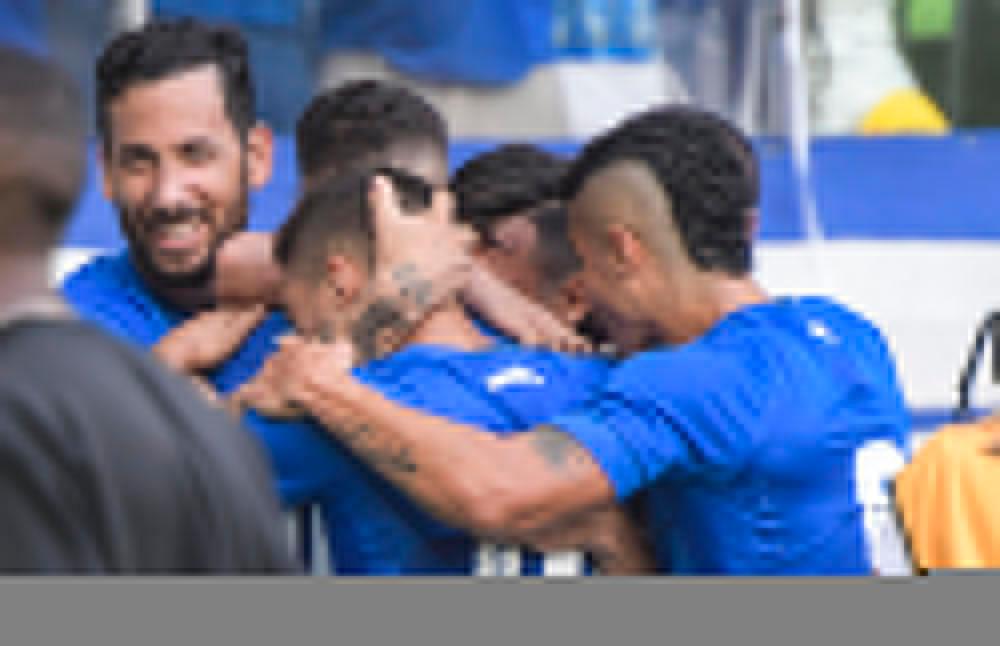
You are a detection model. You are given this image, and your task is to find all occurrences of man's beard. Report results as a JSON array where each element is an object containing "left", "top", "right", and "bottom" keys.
[{"left": 118, "top": 176, "right": 249, "bottom": 293}]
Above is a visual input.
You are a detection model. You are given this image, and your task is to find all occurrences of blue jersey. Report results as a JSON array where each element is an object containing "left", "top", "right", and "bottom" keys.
[
  {"left": 551, "top": 297, "right": 909, "bottom": 575},
  {"left": 60, "top": 251, "right": 288, "bottom": 394},
  {"left": 245, "top": 335, "right": 610, "bottom": 576},
  {"left": 60, "top": 252, "right": 612, "bottom": 575}
]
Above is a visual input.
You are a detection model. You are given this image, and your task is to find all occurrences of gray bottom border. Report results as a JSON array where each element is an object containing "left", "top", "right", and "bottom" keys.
[{"left": 1, "top": 576, "right": 996, "bottom": 646}]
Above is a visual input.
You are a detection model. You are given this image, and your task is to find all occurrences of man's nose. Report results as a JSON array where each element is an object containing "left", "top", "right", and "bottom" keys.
[{"left": 149, "top": 162, "right": 195, "bottom": 211}]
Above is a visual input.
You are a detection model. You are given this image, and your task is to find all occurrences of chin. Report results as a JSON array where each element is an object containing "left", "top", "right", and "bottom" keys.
[{"left": 144, "top": 254, "right": 217, "bottom": 290}]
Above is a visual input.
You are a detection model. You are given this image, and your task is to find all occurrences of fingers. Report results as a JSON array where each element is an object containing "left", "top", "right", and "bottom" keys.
[{"left": 369, "top": 174, "right": 405, "bottom": 235}]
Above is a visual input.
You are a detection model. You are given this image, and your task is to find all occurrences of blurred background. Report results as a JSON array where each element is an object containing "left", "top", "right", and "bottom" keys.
[{"left": 4, "top": 0, "right": 1000, "bottom": 436}]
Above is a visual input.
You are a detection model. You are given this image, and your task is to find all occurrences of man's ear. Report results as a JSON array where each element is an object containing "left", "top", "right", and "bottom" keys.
[
  {"left": 324, "top": 254, "right": 366, "bottom": 306},
  {"left": 556, "top": 273, "right": 590, "bottom": 328},
  {"left": 606, "top": 224, "right": 646, "bottom": 276},
  {"left": 246, "top": 122, "right": 274, "bottom": 191}
]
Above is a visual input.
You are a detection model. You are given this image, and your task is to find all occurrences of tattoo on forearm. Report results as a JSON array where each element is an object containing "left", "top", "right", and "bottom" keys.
[
  {"left": 529, "top": 425, "right": 587, "bottom": 471},
  {"left": 338, "top": 420, "right": 417, "bottom": 474}
]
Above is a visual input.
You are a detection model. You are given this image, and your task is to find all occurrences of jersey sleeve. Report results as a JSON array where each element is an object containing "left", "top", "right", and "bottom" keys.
[{"left": 549, "top": 348, "right": 769, "bottom": 501}]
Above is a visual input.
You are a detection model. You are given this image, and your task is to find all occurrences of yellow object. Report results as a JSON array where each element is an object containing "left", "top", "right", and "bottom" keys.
[
  {"left": 893, "top": 419, "right": 1000, "bottom": 571},
  {"left": 859, "top": 88, "right": 950, "bottom": 135}
]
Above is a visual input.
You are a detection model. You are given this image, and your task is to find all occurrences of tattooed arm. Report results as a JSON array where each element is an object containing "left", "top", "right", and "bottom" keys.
[
  {"left": 520, "top": 504, "right": 657, "bottom": 575},
  {"left": 284, "top": 344, "right": 615, "bottom": 540}
]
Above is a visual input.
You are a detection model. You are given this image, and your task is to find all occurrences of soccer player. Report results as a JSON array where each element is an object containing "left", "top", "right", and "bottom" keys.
[
  {"left": 452, "top": 144, "right": 659, "bottom": 354},
  {"left": 62, "top": 20, "right": 578, "bottom": 405},
  {"left": 0, "top": 45, "right": 294, "bottom": 573},
  {"left": 266, "top": 106, "right": 911, "bottom": 575},
  {"left": 60, "top": 18, "right": 282, "bottom": 398},
  {"left": 236, "top": 169, "right": 651, "bottom": 575}
]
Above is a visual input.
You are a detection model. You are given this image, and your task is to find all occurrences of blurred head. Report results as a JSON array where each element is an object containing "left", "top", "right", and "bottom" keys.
[
  {"left": 97, "top": 18, "right": 273, "bottom": 292},
  {"left": 295, "top": 80, "right": 449, "bottom": 191},
  {"left": 0, "top": 46, "right": 86, "bottom": 257},
  {"left": 451, "top": 145, "right": 588, "bottom": 325},
  {"left": 562, "top": 105, "right": 760, "bottom": 349},
  {"left": 275, "top": 168, "right": 437, "bottom": 342}
]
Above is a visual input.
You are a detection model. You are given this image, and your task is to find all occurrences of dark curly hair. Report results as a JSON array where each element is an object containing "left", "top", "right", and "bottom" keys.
[
  {"left": 96, "top": 18, "right": 255, "bottom": 149},
  {"left": 295, "top": 80, "right": 448, "bottom": 181},
  {"left": 562, "top": 105, "right": 759, "bottom": 275},
  {"left": 451, "top": 144, "right": 569, "bottom": 235}
]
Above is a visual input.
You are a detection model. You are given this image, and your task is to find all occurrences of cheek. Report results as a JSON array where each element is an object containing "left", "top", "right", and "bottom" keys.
[{"left": 281, "top": 282, "right": 315, "bottom": 333}]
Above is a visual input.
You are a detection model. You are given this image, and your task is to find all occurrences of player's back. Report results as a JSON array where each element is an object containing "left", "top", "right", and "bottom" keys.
[
  {"left": 245, "top": 340, "right": 609, "bottom": 575},
  {"left": 0, "top": 319, "right": 295, "bottom": 573},
  {"left": 628, "top": 297, "right": 909, "bottom": 574}
]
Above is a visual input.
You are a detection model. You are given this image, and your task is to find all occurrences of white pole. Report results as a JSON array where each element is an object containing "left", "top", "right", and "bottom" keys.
[
  {"left": 111, "top": 0, "right": 150, "bottom": 33},
  {"left": 781, "top": 0, "right": 831, "bottom": 292}
]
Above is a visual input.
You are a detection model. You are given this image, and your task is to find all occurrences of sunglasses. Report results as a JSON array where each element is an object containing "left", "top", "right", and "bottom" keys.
[{"left": 369, "top": 166, "right": 437, "bottom": 213}]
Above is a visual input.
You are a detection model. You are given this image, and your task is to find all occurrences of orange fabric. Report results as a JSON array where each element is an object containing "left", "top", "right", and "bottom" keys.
[{"left": 893, "top": 419, "right": 1000, "bottom": 570}]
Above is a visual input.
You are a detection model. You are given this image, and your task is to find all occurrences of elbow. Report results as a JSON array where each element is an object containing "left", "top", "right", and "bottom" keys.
[{"left": 449, "top": 474, "right": 547, "bottom": 539}]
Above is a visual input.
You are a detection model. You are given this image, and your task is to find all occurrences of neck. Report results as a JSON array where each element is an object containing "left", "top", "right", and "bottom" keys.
[
  {"left": 406, "top": 299, "right": 493, "bottom": 352},
  {"left": 0, "top": 252, "right": 54, "bottom": 311},
  {"left": 134, "top": 260, "right": 216, "bottom": 313},
  {"left": 649, "top": 270, "right": 769, "bottom": 345}
]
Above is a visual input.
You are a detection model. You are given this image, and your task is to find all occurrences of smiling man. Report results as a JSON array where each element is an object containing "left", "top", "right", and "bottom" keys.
[
  {"left": 61, "top": 18, "right": 281, "bottom": 396},
  {"left": 270, "top": 106, "right": 912, "bottom": 575}
]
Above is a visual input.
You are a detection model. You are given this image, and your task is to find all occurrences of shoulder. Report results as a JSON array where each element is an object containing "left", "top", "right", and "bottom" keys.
[{"left": 61, "top": 251, "right": 132, "bottom": 299}]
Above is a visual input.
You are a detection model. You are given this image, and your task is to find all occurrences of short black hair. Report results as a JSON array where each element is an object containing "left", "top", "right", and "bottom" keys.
[
  {"left": 563, "top": 105, "right": 759, "bottom": 275},
  {"left": 96, "top": 18, "right": 255, "bottom": 148},
  {"left": 0, "top": 46, "right": 86, "bottom": 245},
  {"left": 275, "top": 168, "right": 434, "bottom": 276},
  {"left": 533, "top": 204, "right": 582, "bottom": 294},
  {"left": 295, "top": 80, "right": 448, "bottom": 181},
  {"left": 451, "top": 144, "right": 569, "bottom": 236}
]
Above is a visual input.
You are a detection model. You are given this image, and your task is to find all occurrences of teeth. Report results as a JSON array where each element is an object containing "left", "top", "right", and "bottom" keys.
[{"left": 161, "top": 222, "right": 198, "bottom": 240}]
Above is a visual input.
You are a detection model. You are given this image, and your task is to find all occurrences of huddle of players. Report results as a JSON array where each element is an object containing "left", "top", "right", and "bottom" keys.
[{"left": 62, "top": 18, "right": 910, "bottom": 576}]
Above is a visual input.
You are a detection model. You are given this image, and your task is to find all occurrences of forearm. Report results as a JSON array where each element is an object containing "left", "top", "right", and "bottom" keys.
[
  {"left": 298, "top": 377, "right": 614, "bottom": 539},
  {"left": 522, "top": 506, "right": 657, "bottom": 576},
  {"left": 152, "top": 334, "right": 200, "bottom": 374}
]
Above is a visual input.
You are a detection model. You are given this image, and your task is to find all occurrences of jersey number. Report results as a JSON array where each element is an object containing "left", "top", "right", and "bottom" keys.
[{"left": 853, "top": 439, "right": 910, "bottom": 575}]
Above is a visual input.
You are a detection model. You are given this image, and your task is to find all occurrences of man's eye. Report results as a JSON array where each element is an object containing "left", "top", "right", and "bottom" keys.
[
  {"left": 119, "top": 154, "right": 152, "bottom": 172},
  {"left": 183, "top": 145, "right": 215, "bottom": 163}
]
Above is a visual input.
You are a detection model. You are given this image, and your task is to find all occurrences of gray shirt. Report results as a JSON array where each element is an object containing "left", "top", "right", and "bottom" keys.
[{"left": 0, "top": 319, "right": 297, "bottom": 574}]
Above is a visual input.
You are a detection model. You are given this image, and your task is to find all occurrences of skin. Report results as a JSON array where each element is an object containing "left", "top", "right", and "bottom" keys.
[
  {"left": 236, "top": 176, "right": 655, "bottom": 573},
  {"left": 261, "top": 163, "right": 769, "bottom": 552},
  {"left": 99, "top": 64, "right": 274, "bottom": 374},
  {"left": 475, "top": 212, "right": 543, "bottom": 303}
]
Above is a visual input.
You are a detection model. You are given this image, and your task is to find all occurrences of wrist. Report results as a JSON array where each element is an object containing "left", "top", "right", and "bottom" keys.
[
  {"left": 296, "top": 369, "right": 365, "bottom": 419},
  {"left": 153, "top": 338, "right": 200, "bottom": 373}
]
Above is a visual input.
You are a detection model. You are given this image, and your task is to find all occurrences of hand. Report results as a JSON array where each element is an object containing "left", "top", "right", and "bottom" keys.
[
  {"left": 522, "top": 505, "right": 656, "bottom": 576},
  {"left": 229, "top": 338, "right": 308, "bottom": 420},
  {"left": 274, "top": 336, "right": 357, "bottom": 414},
  {"left": 462, "top": 262, "right": 591, "bottom": 353},
  {"left": 215, "top": 232, "right": 283, "bottom": 307},
  {"left": 154, "top": 305, "right": 268, "bottom": 374},
  {"left": 368, "top": 175, "right": 475, "bottom": 324}
]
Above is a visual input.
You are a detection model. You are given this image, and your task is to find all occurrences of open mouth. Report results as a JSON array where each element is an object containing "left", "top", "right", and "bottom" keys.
[{"left": 150, "top": 218, "right": 210, "bottom": 256}]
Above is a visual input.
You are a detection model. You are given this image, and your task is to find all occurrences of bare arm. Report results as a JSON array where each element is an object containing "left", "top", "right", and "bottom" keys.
[
  {"left": 521, "top": 505, "right": 657, "bottom": 575},
  {"left": 347, "top": 176, "right": 587, "bottom": 361},
  {"left": 287, "top": 348, "right": 615, "bottom": 540},
  {"left": 152, "top": 305, "right": 267, "bottom": 374}
]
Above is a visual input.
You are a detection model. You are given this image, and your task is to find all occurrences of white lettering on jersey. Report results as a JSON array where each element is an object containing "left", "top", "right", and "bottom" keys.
[{"left": 486, "top": 366, "right": 546, "bottom": 393}]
